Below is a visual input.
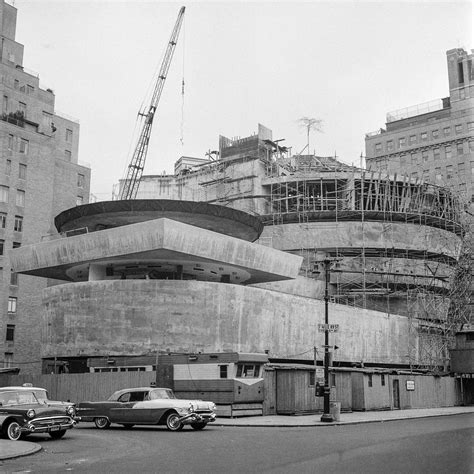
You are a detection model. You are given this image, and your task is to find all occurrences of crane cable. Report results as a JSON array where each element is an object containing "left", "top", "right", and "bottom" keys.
[{"left": 180, "top": 15, "right": 186, "bottom": 146}]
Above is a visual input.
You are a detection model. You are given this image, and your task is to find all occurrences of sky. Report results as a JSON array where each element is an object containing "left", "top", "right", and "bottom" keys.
[{"left": 12, "top": 0, "right": 473, "bottom": 200}]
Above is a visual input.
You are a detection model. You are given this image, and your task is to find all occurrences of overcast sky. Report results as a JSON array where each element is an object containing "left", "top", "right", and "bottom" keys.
[{"left": 13, "top": 0, "right": 473, "bottom": 199}]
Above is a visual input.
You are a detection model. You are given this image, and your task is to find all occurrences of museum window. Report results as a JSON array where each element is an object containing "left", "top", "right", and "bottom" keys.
[
  {"left": 13, "top": 215, "right": 23, "bottom": 232},
  {"left": 7, "top": 134, "right": 13, "bottom": 150},
  {"left": 421, "top": 132, "right": 427, "bottom": 141},
  {"left": 411, "top": 153, "right": 418, "bottom": 164},
  {"left": 66, "top": 129, "right": 73, "bottom": 142},
  {"left": 19, "top": 138, "right": 29, "bottom": 154},
  {"left": 458, "top": 162, "right": 465, "bottom": 174},
  {"left": 3, "top": 352, "right": 13, "bottom": 368},
  {"left": 0, "top": 185, "right": 9, "bottom": 203},
  {"left": 422, "top": 150, "right": 429, "bottom": 162},
  {"left": 445, "top": 145, "right": 452, "bottom": 160},
  {"left": 400, "top": 156, "right": 406, "bottom": 166},
  {"left": 458, "top": 61, "right": 464, "bottom": 83},
  {"left": 409, "top": 135, "right": 416, "bottom": 144},
  {"left": 27, "top": 85, "right": 34, "bottom": 95},
  {"left": 12, "top": 242, "right": 21, "bottom": 249},
  {"left": 16, "top": 189, "right": 25, "bottom": 207},
  {"left": 18, "top": 163, "right": 26, "bottom": 180},
  {"left": 433, "top": 148, "right": 440, "bottom": 160},
  {"left": 470, "top": 140, "right": 474, "bottom": 152},
  {"left": 14, "top": 79, "right": 19, "bottom": 90},
  {"left": 368, "top": 374, "right": 373, "bottom": 388},
  {"left": 398, "top": 137, "right": 406, "bottom": 148},
  {"left": 10, "top": 271, "right": 18, "bottom": 286},
  {"left": 381, "top": 374, "right": 386, "bottom": 386},
  {"left": 3, "top": 95, "right": 8, "bottom": 113},
  {"left": 468, "top": 122, "right": 474, "bottom": 132},
  {"left": 77, "top": 173, "right": 85, "bottom": 188},
  {"left": 375, "top": 143, "right": 382, "bottom": 153},
  {"left": 455, "top": 124, "right": 463, "bottom": 134},
  {"left": 18, "top": 101, "right": 26, "bottom": 117},
  {"left": 432, "top": 129, "right": 439, "bottom": 139},
  {"left": 435, "top": 168, "right": 442, "bottom": 181},
  {"left": 386, "top": 140, "right": 393, "bottom": 152},
  {"left": 457, "top": 142, "right": 464, "bottom": 155},
  {"left": 5, "top": 159, "right": 11, "bottom": 176},
  {"left": 0, "top": 212, "right": 6, "bottom": 228},
  {"left": 0, "top": 239, "right": 4, "bottom": 256},
  {"left": 443, "top": 127, "right": 450, "bottom": 136},
  {"left": 446, "top": 165, "right": 453, "bottom": 180},
  {"left": 219, "top": 365, "right": 228, "bottom": 379},
  {"left": 7, "top": 297, "right": 17, "bottom": 314},
  {"left": 5, "top": 324, "right": 15, "bottom": 342}
]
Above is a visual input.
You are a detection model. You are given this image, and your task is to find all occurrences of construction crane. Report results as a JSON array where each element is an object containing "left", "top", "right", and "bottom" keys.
[{"left": 120, "top": 6, "right": 185, "bottom": 200}]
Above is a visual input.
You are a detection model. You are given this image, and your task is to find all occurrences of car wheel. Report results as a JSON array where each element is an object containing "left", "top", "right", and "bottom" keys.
[
  {"left": 190, "top": 422, "right": 207, "bottom": 430},
  {"left": 5, "top": 421, "right": 22, "bottom": 441},
  {"left": 94, "top": 417, "right": 111, "bottom": 429},
  {"left": 165, "top": 412, "right": 183, "bottom": 431},
  {"left": 49, "top": 429, "right": 67, "bottom": 439},
  {"left": 121, "top": 424, "right": 134, "bottom": 429}
]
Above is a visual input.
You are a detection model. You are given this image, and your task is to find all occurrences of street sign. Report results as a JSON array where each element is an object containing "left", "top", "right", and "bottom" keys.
[
  {"left": 318, "top": 323, "right": 340, "bottom": 333},
  {"left": 315, "top": 368, "right": 324, "bottom": 378}
]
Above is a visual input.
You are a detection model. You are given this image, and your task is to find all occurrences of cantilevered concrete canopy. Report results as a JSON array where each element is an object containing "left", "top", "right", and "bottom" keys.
[
  {"left": 54, "top": 200, "right": 264, "bottom": 242},
  {"left": 11, "top": 218, "right": 302, "bottom": 285}
]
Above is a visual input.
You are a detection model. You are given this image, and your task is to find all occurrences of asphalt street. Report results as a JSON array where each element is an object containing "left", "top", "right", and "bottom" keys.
[{"left": 0, "top": 414, "right": 472, "bottom": 474}]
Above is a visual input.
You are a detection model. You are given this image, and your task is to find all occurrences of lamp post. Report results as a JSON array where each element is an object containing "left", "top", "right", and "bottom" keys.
[{"left": 320, "top": 258, "right": 334, "bottom": 423}]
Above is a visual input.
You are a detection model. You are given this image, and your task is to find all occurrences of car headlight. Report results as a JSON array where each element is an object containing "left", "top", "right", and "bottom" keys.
[
  {"left": 209, "top": 403, "right": 216, "bottom": 411},
  {"left": 188, "top": 402, "right": 196, "bottom": 413},
  {"left": 66, "top": 406, "right": 76, "bottom": 417},
  {"left": 27, "top": 409, "right": 36, "bottom": 419}
]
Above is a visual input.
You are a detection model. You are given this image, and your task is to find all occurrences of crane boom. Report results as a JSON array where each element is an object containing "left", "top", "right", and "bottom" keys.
[{"left": 120, "top": 6, "right": 185, "bottom": 200}]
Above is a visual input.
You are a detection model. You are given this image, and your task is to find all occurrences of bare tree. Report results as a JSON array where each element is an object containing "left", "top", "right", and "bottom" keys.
[{"left": 297, "top": 117, "right": 323, "bottom": 155}]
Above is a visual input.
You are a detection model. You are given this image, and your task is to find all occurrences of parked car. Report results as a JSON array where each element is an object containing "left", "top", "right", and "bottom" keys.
[
  {"left": 0, "top": 386, "right": 76, "bottom": 441},
  {"left": 76, "top": 387, "right": 217, "bottom": 431}
]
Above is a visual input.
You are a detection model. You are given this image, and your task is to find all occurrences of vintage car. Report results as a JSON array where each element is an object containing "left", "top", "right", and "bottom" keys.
[
  {"left": 76, "top": 387, "right": 217, "bottom": 431},
  {"left": 0, "top": 386, "right": 76, "bottom": 441}
]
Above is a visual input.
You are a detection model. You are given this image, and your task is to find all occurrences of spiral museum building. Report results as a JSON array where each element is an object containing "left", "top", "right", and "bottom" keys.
[{"left": 9, "top": 125, "right": 469, "bottom": 380}]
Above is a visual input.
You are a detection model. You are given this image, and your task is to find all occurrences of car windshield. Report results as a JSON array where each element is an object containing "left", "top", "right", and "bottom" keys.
[
  {"left": 0, "top": 390, "right": 40, "bottom": 406},
  {"left": 32, "top": 390, "right": 48, "bottom": 402},
  {"left": 149, "top": 389, "right": 176, "bottom": 400}
]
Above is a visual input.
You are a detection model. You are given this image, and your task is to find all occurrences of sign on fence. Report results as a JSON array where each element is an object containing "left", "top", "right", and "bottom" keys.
[{"left": 318, "top": 324, "right": 340, "bottom": 333}]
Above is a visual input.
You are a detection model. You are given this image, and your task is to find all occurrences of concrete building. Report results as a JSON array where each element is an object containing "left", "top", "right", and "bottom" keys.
[
  {"left": 365, "top": 48, "right": 473, "bottom": 203},
  {"left": 0, "top": 0, "right": 90, "bottom": 374}
]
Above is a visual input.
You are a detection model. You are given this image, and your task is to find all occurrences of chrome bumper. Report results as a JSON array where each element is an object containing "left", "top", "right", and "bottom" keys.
[
  {"left": 178, "top": 412, "right": 217, "bottom": 424},
  {"left": 20, "top": 416, "right": 76, "bottom": 434}
]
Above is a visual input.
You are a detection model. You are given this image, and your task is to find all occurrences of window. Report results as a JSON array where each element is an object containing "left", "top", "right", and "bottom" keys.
[
  {"left": 375, "top": 143, "right": 382, "bottom": 153},
  {"left": 42, "top": 111, "right": 52, "bottom": 129},
  {"left": 18, "top": 164, "right": 26, "bottom": 180},
  {"left": 65, "top": 150, "right": 71, "bottom": 161},
  {"left": 368, "top": 374, "right": 373, "bottom": 387},
  {"left": 458, "top": 163, "right": 465, "bottom": 173},
  {"left": 468, "top": 122, "right": 474, "bottom": 132},
  {"left": 446, "top": 165, "right": 453, "bottom": 179},
  {"left": 27, "top": 85, "right": 34, "bottom": 95},
  {"left": 66, "top": 129, "right": 73, "bottom": 142},
  {"left": 0, "top": 185, "right": 9, "bottom": 203},
  {"left": 445, "top": 145, "right": 452, "bottom": 160},
  {"left": 13, "top": 215, "right": 23, "bottom": 232},
  {"left": 12, "top": 242, "right": 21, "bottom": 249},
  {"left": 331, "top": 373, "right": 336, "bottom": 387},
  {"left": 443, "top": 127, "right": 451, "bottom": 136},
  {"left": 455, "top": 124, "right": 463, "bottom": 134},
  {"left": 10, "top": 271, "right": 18, "bottom": 286},
  {"left": 386, "top": 140, "right": 394, "bottom": 151},
  {"left": 236, "top": 364, "right": 260, "bottom": 378},
  {"left": 0, "top": 212, "right": 6, "bottom": 228},
  {"left": 3, "top": 95, "right": 8, "bottom": 113},
  {"left": 457, "top": 142, "right": 464, "bottom": 155},
  {"left": 433, "top": 147, "right": 440, "bottom": 160},
  {"left": 16, "top": 189, "right": 25, "bottom": 207},
  {"left": 432, "top": 129, "right": 439, "bottom": 139},
  {"left": 435, "top": 167, "right": 442, "bottom": 181},
  {"left": 3, "top": 352, "right": 13, "bottom": 368},
  {"left": 7, "top": 297, "right": 17, "bottom": 313},
  {"left": 400, "top": 156, "right": 406, "bottom": 165},
  {"left": 77, "top": 173, "right": 85, "bottom": 188},
  {"left": 0, "top": 239, "right": 4, "bottom": 255},
  {"left": 411, "top": 153, "right": 418, "bottom": 164},
  {"left": 411, "top": 172, "right": 418, "bottom": 180},
  {"left": 5, "top": 324, "right": 15, "bottom": 342},
  {"left": 467, "top": 333, "right": 474, "bottom": 342},
  {"left": 219, "top": 365, "right": 228, "bottom": 379},
  {"left": 19, "top": 138, "right": 29, "bottom": 154},
  {"left": 421, "top": 132, "right": 428, "bottom": 141},
  {"left": 76, "top": 196, "right": 83, "bottom": 206},
  {"left": 14, "top": 79, "right": 19, "bottom": 90},
  {"left": 7, "top": 134, "right": 13, "bottom": 150},
  {"left": 459, "top": 183, "right": 467, "bottom": 192},
  {"left": 18, "top": 102, "right": 26, "bottom": 117},
  {"left": 470, "top": 140, "right": 474, "bottom": 152},
  {"left": 399, "top": 137, "right": 406, "bottom": 148},
  {"left": 5, "top": 159, "right": 11, "bottom": 176},
  {"left": 309, "top": 370, "right": 315, "bottom": 386},
  {"left": 381, "top": 374, "right": 385, "bottom": 386},
  {"left": 458, "top": 61, "right": 464, "bottom": 83},
  {"left": 409, "top": 135, "right": 416, "bottom": 144},
  {"left": 422, "top": 150, "right": 429, "bottom": 162}
]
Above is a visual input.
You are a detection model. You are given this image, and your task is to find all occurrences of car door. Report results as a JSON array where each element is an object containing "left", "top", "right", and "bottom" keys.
[{"left": 110, "top": 391, "right": 145, "bottom": 423}]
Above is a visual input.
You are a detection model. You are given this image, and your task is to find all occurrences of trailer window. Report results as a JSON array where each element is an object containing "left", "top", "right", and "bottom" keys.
[
  {"left": 236, "top": 364, "right": 260, "bottom": 378},
  {"left": 219, "top": 365, "right": 228, "bottom": 379}
]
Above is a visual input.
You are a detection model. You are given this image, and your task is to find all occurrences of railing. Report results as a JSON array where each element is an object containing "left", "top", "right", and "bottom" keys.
[
  {"left": 365, "top": 128, "right": 386, "bottom": 138},
  {"left": 386, "top": 98, "right": 445, "bottom": 123}
]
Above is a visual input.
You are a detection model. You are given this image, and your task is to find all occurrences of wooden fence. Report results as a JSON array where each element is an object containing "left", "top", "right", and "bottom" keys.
[{"left": 0, "top": 372, "right": 156, "bottom": 403}]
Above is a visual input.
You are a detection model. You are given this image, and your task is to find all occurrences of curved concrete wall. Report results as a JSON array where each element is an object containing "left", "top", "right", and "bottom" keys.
[{"left": 42, "top": 280, "right": 413, "bottom": 365}]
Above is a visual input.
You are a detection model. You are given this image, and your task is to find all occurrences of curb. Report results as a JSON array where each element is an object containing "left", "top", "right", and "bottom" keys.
[
  {"left": 0, "top": 441, "right": 42, "bottom": 461},
  {"left": 213, "top": 410, "right": 471, "bottom": 428}
]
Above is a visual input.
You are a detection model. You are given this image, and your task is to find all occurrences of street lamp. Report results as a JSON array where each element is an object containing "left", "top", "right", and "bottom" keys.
[{"left": 313, "top": 257, "right": 338, "bottom": 423}]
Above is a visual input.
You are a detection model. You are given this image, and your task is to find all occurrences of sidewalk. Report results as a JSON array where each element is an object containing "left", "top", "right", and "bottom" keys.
[
  {"left": 1, "top": 406, "right": 472, "bottom": 460},
  {"left": 213, "top": 405, "right": 474, "bottom": 427}
]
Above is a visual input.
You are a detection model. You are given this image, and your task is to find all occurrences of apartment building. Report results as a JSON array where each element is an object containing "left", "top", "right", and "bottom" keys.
[
  {"left": 365, "top": 48, "right": 474, "bottom": 203},
  {"left": 0, "top": 0, "right": 90, "bottom": 374}
]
